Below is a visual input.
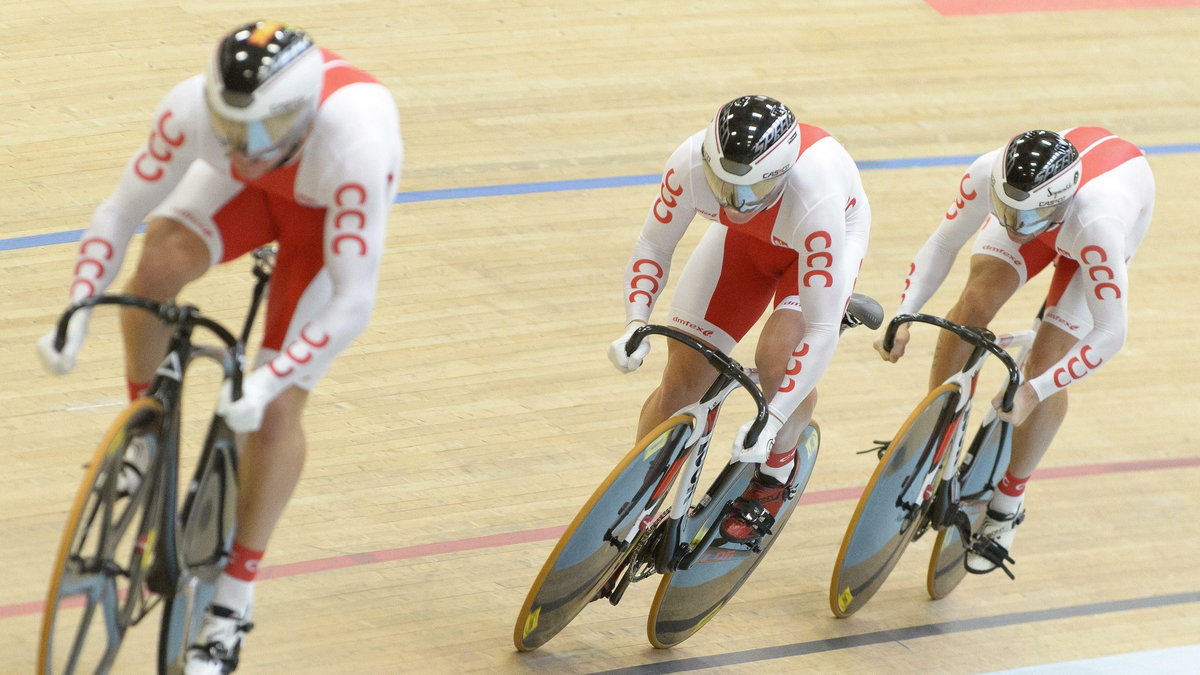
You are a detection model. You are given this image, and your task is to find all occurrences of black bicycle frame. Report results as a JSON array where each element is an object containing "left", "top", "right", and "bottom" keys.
[{"left": 51, "top": 246, "right": 274, "bottom": 597}]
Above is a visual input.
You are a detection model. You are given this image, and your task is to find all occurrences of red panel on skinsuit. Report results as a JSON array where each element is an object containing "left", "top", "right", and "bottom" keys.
[{"left": 925, "top": 0, "right": 1200, "bottom": 16}]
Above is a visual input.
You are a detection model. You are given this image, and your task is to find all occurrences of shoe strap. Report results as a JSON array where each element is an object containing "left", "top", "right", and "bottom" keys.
[
  {"left": 984, "top": 507, "right": 1024, "bottom": 523},
  {"left": 209, "top": 604, "right": 255, "bottom": 632}
]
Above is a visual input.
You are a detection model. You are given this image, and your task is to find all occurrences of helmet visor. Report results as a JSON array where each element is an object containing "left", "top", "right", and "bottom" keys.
[
  {"left": 207, "top": 103, "right": 310, "bottom": 159},
  {"left": 703, "top": 163, "right": 784, "bottom": 214},
  {"left": 989, "top": 187, "right": 1069, "bottom": 236}
]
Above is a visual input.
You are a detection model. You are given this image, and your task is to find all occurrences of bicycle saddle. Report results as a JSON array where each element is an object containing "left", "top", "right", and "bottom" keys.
[{"left": 843, "top": 293, "right": 884, "bottom": 331}]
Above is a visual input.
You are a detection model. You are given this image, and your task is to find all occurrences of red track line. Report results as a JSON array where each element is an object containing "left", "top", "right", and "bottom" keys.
[
  {"left": 924, "top": 0, "right": 1200, "bottom": 16},
  {"left": 5, "top": 454, "right": 1197, "bottom": 621}
]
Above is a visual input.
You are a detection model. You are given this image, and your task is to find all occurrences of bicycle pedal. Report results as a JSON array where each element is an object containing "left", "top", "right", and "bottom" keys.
[
  {"left": 723, "top": 499, "right": 776, "bottom": 540},
  {"left": 604, "top": 569, "right": 635, "bottom": 606},
  {"left": 593, "top": 562, "right": 626, "bottom": 603},
  {"left": 967, "top": 539, "right": 1017, "bottom": 580},
  {"left": 602, "top": 529, "right": 629, "bottom": 552},
  {"left": 857, "top": 440, "right": 890, "bottom": 459}
]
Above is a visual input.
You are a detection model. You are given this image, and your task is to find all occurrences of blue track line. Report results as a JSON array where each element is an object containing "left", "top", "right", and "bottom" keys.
[{"left": 6, "top": 143, "right": 1198, "bottom": 253}]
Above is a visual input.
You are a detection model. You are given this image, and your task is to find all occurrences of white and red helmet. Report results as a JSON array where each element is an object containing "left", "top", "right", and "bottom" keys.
[
  {"left": 989, "top": 130, "right": 1081, "bottom": 236},
  {"left": 701, "top": 95, "right": 800, "bottom": 214}
]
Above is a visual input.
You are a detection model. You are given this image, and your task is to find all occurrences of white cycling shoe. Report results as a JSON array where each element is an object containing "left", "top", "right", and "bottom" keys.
[
  {"left": 184, "top": 604, "right": 253, "bottom": 675},
  {"left": 966, "top": 508, "right": 1025, "bottom": 576}
]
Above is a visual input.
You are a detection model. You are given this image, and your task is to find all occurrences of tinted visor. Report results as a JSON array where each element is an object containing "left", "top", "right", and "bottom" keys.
[
  {"left": 703, "top": 162, "right": 784, "bottom": 214},
  {"left": 989, "top": 186, "right": 1069, "bottom": 236},
  {"left": 206, "top": 103, "right": 309, "bottom": 159}
]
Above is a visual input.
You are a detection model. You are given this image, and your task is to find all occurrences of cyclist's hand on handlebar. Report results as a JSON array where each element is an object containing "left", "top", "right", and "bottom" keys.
[
  {"left": 873, "top": 323, "right": 910, "bottom": 363},
  {"left": 607, "top": 320, "right": 650, "bottom": 373},
  {"left": 218, "top": 370, "right": 274, "bottom": 433},
  {"left": 993, "top": 382, "right": 1039, "bottom": 426},
  {"left": 731, "top": 411, "right": 785, "bottom": 465},
  {"left": 36, "top": 308, "right": 92, "bottom": 376}
]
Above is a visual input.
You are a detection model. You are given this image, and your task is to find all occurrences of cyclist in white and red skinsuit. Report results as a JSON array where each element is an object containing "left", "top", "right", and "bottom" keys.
[
  {"left": 35, "top": 21, "right": 402, "bottom": 674},
  {"left": 876, "top": 127, "right": 1153, "bottom": 574},
  {"left": 608, "top": 95, "right": 871, "bottom": 542}
]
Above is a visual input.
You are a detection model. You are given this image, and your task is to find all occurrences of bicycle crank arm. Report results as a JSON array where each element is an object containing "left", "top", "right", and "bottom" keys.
[
  {"left": 926, "top": 479, "right": 959, "bottom": 531},
  {"left": 653, "top": 517, "right": 683, "bottom": 574},
  {"left": 950, "top": 507, "right": 974, "bottom": 543}
]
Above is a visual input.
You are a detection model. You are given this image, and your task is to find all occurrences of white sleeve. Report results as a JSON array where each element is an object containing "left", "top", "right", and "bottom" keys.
[
  {"left": 620, "top": 145, "right": 696, "bottom": 325},
  {"left": 1028, "top": 221, "right": 1129, "bottom": 400},
  {"left": 257, "top": 141, "right": 400, "bottom": 395},
  {"left": 66, "top": 78, "right": 205, "bottom": 301},
  {"left": 896, "top": 155, "right": 993, "bottom": 315},
  {"left": 768, "top": 195, "right": 854, "bottom": 420}
]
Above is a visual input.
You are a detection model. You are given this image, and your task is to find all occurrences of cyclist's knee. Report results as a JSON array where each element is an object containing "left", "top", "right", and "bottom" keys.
[
  {"left": 1025, "top": 323, "right": 1077, "bottom": 377},
  {"left": 756, "top": 310, "right": 804, "bottom": 364},
  {"left": 658, "top": 350, "right": 714, "bottom": 405},
  {"left": 950, "top": 280, "right": 1013, "bottom": 326},
  {"left": 754, "top": 309, "right": 805, "bottom": 387},
  {"left": 128, "top": 218, "right": 211, "bottom": 298},
  {"left": 658, "top": 367, "right": 704, "bottom": 403},
  {"left": 955, "top": 256, "right": 1019, "bottom": 318},
  {"left": 253, "top": 388, "right": 310, "bottom": 444}
]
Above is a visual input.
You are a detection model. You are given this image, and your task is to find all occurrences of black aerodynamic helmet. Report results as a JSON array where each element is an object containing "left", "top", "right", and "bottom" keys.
[
  {"left": 989, "top": 130, "right": 1081, "bottom": 236},
  {"left": 701, "top": 95, "right": 800, "bottom": 214}
]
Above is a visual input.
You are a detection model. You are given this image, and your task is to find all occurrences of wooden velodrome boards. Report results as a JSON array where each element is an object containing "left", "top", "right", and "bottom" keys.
[{"left": 2, "top": 0, "right": 1198, "bottom": 672}]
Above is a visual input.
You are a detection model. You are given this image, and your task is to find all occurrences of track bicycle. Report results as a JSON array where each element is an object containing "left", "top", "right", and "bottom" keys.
[
  {"left": 829, "top": 311, "right": 1039, "bottom": 618},
  {"left": 514, "top": 294, "right": 883, "bottom": 651},
  {"left": 38, "top": 246, "right": 275, "bottom": 674}
]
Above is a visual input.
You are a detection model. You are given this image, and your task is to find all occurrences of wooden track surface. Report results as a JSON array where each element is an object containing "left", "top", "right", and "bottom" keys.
[{"left": 2, "top": 1, "right": 1199, "bottom": 672}]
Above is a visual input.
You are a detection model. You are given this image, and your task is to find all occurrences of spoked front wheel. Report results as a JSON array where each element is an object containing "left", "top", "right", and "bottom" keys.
[
  {"left": 39, "top": 398, "right": 164, "bottom": 674},
  {"left": 927, "top": 417, "right": 1012, "bottom": 599},
  {"left": 513, "top": 415, "right": 695, "bottom": 651},
  {"left": 829, "top": 385, "right": 959, "bottom": 617},
  {"left": 648, "top": 422, "right": 820, "bottom": 648}
]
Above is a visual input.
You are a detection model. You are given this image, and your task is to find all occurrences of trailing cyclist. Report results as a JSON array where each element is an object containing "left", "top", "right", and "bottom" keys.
[{"left": 873, "top": 128, "right": 1154, "bottom": 574}]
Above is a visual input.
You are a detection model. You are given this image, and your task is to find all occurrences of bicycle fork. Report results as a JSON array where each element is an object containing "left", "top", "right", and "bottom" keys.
[
  {"left": 659, "top": 374, "right": 751, "bottom": 570},
  {"left": 898, "top": 367, "right": 980, "bottom": 538}
]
